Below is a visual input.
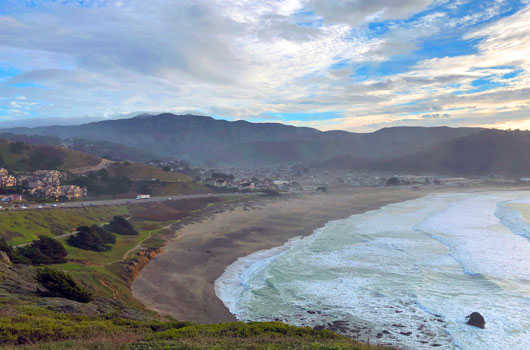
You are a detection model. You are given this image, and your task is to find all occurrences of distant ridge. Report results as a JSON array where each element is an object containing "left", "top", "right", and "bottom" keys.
[
  {"left": 315, "top": 129, "right": 530, "bottom": 176},
  {"left": 4, "top": 113, "right": 481, "bottom": 166}
]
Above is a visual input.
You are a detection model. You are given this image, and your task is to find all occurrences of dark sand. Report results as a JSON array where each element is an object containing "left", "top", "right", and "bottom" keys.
[{"left": 132, "top": 187, "right": 429, "bottom": 324}]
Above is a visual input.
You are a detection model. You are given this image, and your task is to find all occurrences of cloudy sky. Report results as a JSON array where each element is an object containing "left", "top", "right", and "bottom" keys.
[{"left": 0, "top": 0, "right": 529, "bottom": 131}]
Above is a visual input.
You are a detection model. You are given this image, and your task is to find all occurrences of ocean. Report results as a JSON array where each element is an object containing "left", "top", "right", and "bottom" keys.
[{"left": 215, "top": 191, "right": 530, "bottom": 350}]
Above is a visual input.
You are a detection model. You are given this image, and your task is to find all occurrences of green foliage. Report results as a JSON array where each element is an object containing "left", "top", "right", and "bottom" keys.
[
  {"left": 386, "top": 177, "right": 400, "bottom": 186},
  {"left": 153, "top": 322, "right": 338, "bottom": 340},
  {"left": 162, "top": 166, "right": 171, "bottom": 172},
  {"left": 67, "top": 225, "right": 116, "bottom": 252},
  {"left": 0, "top": 310, "right": 394, "bottom": 349},
  {"left": 69, "top": 173, "right": 132, "bottom": 196},
  {"left": 9, "top": 141, "right": 26, "bottom": 154},
  {"left": 105, "top": 216, "right": 138, "bottom": 235},
  {"left": 28, "top": 149, "right": 63, "bottom": 170},
  {"left": 0, "top": 237, "right": 29, "bottom": 263},
  {"left": 35, "top": 267, "right": 93, "bottom": 303},
  {"left": 17, "top": 236, "right": 67, "bottom": 265}
]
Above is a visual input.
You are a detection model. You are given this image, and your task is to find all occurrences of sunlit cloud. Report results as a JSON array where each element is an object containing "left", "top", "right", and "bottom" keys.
[{"left": 0, "top": 0, "right": 528, "bottom": 130}]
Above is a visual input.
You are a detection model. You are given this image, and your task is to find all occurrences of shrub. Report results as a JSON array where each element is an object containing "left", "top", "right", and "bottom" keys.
[
  {"left": 67, "top": 225, "right": 115, "bottom": 251},
  {"left": 105, "top": 216, "right": 138, "bottom": 235},
  {"left": 0, "top": 238, "right": 29, "bottom": 264},
  {"left": 386, "top": 177, "right": 400, "bottom": 186},
  {"left": 35, "top": 267, "right": 93, "bottom": 303},
  {"left": 17, "top": 236, "right": 67, "bottom": 265}
]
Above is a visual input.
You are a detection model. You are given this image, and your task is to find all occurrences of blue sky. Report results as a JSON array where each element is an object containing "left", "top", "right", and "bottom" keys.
[{"left": 0, "top": 0, "right": 529, "bottom": 130}]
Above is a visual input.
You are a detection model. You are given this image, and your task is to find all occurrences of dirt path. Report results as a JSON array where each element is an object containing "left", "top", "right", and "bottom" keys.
[{"left": 70, "top": 158, "right": 113, "bottom": 175}]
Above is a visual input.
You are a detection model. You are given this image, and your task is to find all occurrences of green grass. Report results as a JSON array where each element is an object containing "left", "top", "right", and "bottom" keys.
[
  {"left": 0, "top": 307, "right": 394, "bottom": 350},
  {"left": 60, "top": 228, "right": 149, "bottom": 265},
  {"left": 1, "top": 206, "right": 130, "bottom": 245}
]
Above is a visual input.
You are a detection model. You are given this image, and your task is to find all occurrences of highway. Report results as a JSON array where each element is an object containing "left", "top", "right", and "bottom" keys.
[{"left": 3, "top": 192, "right": 258, "bottom": 212}]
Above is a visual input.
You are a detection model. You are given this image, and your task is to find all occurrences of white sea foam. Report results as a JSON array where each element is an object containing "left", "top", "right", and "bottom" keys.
[{"left": 215, "top": 191, "right": 530, "bottom": 350}]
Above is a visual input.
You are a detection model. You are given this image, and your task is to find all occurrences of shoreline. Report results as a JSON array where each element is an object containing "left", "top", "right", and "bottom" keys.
[{"left": 132, "top": 187, "right": 430, "bottom": 324}]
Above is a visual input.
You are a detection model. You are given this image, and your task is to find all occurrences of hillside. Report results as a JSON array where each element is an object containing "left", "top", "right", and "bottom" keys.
[
  {"left": 316, "top": 129, "right": 530, "bottom": 177},
  {"left": 0, "top": 139, "right": 101, "bottom": 172},
  {"left": 7, "top": 113, "right": 320, "bottom": 164},
  {"left": 0, "top": 132, "right": 159, "bottom": 163},
  {"left": 0, "top": 197, "right": 394, "bottom": 350},
  {"left": 4, "top": 113, "right": 481, "bottom": 165}
]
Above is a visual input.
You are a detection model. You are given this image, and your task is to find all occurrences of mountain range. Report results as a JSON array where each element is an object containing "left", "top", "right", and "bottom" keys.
[{"left": 4, "top": 113, "right": 530, "bottom": 176}]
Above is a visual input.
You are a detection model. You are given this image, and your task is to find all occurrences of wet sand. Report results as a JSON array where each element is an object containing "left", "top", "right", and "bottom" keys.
[{"left": 132, "top": 187, "right": 430, "bottom": 324}]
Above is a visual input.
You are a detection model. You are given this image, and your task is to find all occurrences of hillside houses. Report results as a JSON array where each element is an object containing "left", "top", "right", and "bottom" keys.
[
  {"left": 0, "top": 168, "right": 17, "bottom": 187},
  {"left": 0, "top": 168, "right": 87, "bottom": 201},
  {"left": 19, "top": 170, "right": 86, "bottom": 200}
]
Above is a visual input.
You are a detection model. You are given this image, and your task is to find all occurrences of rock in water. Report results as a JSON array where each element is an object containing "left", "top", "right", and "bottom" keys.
[{"left": 466, "top": 312, "right": 485, "bottom": 329}]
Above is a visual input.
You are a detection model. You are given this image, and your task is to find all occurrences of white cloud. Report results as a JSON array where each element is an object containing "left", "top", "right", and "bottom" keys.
[{"left": 0, "top": 0, "right": 528, "bottom": 131}]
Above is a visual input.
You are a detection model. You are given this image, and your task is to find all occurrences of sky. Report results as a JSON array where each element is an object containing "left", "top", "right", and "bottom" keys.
[{"left": 0, "top": 0, "right": 529, "bottom": 131}]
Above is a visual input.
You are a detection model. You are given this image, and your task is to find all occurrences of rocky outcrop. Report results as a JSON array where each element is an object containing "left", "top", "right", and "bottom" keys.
[
  {"left": 466, "top": 312, "right": 485, "bottom": 329},
  {"left": 0, "top": 251, "right": 11, "bottom": 265}
]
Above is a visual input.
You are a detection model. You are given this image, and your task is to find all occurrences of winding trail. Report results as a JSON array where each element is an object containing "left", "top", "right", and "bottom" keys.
[{"left": 70, "top": 158, "right": 114, "bottom": 175}]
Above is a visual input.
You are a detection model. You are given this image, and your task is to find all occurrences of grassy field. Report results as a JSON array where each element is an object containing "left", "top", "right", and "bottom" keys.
[
  {"left": 58, "top": 220, "right": 173, "bottom": 265},
  {"left": 1, "top": 206, "right": 130, "bottom": 245}
]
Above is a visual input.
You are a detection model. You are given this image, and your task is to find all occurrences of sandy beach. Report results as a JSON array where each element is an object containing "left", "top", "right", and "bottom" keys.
[{"left": 132, "top": 187, "right": 432, "bottom": 324}]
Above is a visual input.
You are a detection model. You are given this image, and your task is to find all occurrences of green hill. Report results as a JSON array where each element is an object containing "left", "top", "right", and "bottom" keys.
[{"left": 0, "top": 139, "right": 101, "bottom": 172}]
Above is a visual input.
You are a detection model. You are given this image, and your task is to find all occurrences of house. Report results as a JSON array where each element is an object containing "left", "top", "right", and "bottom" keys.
[{"left": 0, "top": 168, "right": 17, "bottom": 187}]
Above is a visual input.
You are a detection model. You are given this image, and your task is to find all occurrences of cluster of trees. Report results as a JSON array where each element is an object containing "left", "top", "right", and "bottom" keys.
[
  {"left": 17, "top": 236, "right": 68, "bottom": 265},
  {"left": 9, "top": 141, "right": 26, "bottom": 154},
  {"left": 1, "top": 236, "right": 93, "bottom": 303},
  {"left": 36, "top": 267, "right": 93, "bottom": 303},
  {"left": 105, "top": 216, "right": 138, "bottom": 236},
  {"left": 28, "top": 149, "right": 63, "bottom": 170},
  {"left": 1, "top": 236, "right": 67, "bottom": 265},
  {"left": 67, "top": 225, "right": 116, "bottom": 252},
  {"left": 0, "top": 238, "right": 29, "bottom": 264}
]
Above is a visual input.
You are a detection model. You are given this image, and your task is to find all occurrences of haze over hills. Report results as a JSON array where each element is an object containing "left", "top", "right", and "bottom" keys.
[
  {"left": 5, "top": 112, "right": 530, "bottom": 176},
  {"left": 315, "top": 129, "right": 530, "bottom": 176},
  {"left": 5, "top": 113, "right": 481, "bottom": 164}
]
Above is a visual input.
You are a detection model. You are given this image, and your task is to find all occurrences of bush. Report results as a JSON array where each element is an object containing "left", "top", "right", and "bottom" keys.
[
  {"left": 0, "top": 238, "right": 29, "bottom": 264},
  {"left": 67, "top": 225, "right": 116, "bottom": 252},
  {"left": 17, "top": 236, "right": 67, "bottom": 265},
  {"left": 386, "top": 177, "right": 400, "bottom": 186},
  {"left": 105, "top": 216, "right": 138, "bottom": 235},
  {"left": 35, "top": 267, "right": 93, "bottom": 303}
]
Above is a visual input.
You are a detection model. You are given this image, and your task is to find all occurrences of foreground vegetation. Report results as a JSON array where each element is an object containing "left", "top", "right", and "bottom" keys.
[{"left": 0, "top": 305, "right": 392, "bottom": 350}]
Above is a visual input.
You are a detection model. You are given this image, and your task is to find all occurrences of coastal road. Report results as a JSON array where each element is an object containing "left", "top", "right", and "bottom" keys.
[{"left": 7, "top": 192, "right": 258, "bottom": 212}]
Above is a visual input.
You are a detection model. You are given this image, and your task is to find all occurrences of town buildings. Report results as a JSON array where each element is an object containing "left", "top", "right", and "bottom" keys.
[
  {"left": 0, "top": 168, "right": 17, "bottom": 187},
  {"left": 0, "top": 168, "right": 87, "bottom": 201}
]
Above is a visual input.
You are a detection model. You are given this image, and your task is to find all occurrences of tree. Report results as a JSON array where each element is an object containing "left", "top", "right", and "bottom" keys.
[
  {"left": 386, "top": 177, "right": 400, "bottom": 186},
  {"left": 9, "top": 141, "right": 26, "bottom": 154},
  {"left": 0, "top": 238, "right": 29, "bottom": 264},
  {"left": 162, "top": 166, "right": 171, "bottom": 172},
  {"left": 105, "top": 216, "right": 138, "bottom": 235},
  {"left": 28, "top": 150, "right": 63, "bottom": 170},
  {"left": 17, "top": 236, "right": 67, "bottom": 265},
  {"left": 36, "top": 267, "right": 93, "bottom": 303},
  {"left": 108, "top": 176, "right": 132, "bottom": 195},
  {"left": 67, "top": 225, "right": 115, "bottom": 252}
]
